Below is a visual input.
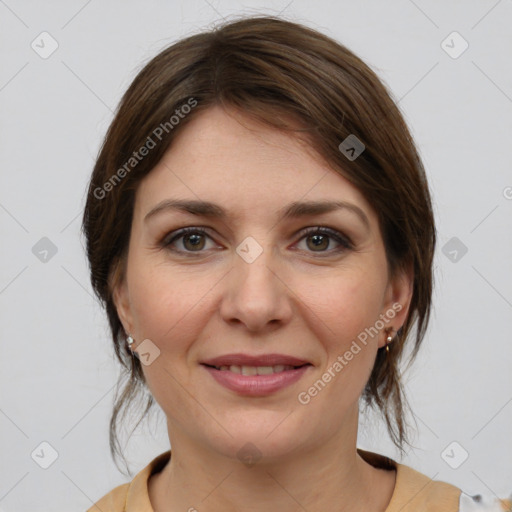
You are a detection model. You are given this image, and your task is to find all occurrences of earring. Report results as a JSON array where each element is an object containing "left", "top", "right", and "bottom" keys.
[
  {"left": 126, "top": 334, "right": 135, "bottom": 350},
  {"left": 385, "top": 329, "right": 394, "bottom": 354}
]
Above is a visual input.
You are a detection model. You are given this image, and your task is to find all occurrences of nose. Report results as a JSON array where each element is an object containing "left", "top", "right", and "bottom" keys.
[{"left": 219, "top": 240, "right": 293, "bottom": 333}]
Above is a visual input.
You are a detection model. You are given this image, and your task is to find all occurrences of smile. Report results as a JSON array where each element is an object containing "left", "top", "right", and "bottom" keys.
[{"left": 201, "top": 362, "right": 312, "bottom": 396}]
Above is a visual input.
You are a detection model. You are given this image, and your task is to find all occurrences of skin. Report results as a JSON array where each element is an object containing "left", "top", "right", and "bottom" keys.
[{"left": 113, "top": 105, "right": 413, "bottom": 512}]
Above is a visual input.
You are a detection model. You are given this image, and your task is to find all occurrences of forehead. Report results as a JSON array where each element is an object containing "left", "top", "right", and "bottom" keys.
[{"left": 134, "top": 105, "right": 376, "bottom": 226}]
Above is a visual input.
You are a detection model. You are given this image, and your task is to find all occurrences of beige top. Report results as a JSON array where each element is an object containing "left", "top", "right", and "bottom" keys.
[{"left": 86, "top": 448, "right": 505, "bottom": 512}]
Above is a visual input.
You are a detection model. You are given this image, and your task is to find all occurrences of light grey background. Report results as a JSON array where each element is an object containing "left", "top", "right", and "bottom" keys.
[{"left": 1, "top": 1, "right": 511, "bottom": 510}]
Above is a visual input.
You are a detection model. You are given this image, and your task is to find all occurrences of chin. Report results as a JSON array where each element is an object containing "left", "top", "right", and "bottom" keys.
[{"left": 203, "top": 410, "right": 310, "bottom": 465}]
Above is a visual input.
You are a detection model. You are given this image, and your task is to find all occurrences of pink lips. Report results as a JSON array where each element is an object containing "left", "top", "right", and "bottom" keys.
[{"left": 200, "top": 353, "right": 312, "bottom": 397}]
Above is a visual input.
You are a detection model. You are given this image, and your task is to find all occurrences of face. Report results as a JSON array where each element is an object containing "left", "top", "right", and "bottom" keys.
[{"left": 114, "top": 105, "right": 412, "bottom": 462}]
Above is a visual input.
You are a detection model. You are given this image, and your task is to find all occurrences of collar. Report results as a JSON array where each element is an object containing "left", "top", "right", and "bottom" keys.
[{"left": 124, "top": 448, "right": 461, "bottom": 511}]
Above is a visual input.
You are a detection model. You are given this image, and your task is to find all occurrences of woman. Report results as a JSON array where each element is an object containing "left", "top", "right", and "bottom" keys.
[{"left": 83, "top": 15, "right": 510, "bottom": 512}]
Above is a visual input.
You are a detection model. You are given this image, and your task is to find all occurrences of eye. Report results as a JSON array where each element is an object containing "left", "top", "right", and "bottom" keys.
[
  {"left": 161, "top": 226, "right": 353, "bottom": 256},
  {"left": 295, "top": 227, "right": 353, "bottom": 255},
  {"left": 162, "top": 227, "right": 217, "bottom": 254}
]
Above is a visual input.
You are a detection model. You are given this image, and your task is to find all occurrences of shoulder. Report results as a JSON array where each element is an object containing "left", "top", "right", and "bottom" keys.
[
  {"left": 459, "top": 491, "right": 512, "bottom": 512},
  {"left": 86, "top": 450, "right": 171, "bottom": 512},
  {"left": 390, "top": 462, "right": 462, "bottom": 511},
  {"left": 86, "top": 482, "right": 129, "bottom": 512},
  {"left": 392, "top": 462, "right": 511, "bottom": 512},
  {"left": 358, "top": 448, "right": 462, "bottom": 511}
]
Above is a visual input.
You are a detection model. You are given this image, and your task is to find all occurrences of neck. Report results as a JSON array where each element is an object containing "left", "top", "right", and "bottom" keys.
[{"left": 149, "top": 407, "right": 396, "bottom": 512}]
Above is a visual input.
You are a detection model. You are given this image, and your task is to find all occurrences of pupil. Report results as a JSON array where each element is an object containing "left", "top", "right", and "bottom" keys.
[
  {"left": 310, "top": 234, "right": 327, "bottom": 250},
  {"left": 186, "top": 234, "right": 203, "bottom": 249}
]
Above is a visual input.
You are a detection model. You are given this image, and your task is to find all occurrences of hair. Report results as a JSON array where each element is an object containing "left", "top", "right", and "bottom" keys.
[{"left": 82, "top": 14, "right": 436, "bottom": 475}]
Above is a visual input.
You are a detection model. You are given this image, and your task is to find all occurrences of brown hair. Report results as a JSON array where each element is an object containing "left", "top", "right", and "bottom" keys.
[{"left": 82, "top": 14, "right": 436, "bottom": 474}]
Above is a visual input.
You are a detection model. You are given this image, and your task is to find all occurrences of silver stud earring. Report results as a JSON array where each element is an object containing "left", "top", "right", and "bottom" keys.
[{"left": 126, "top": 334, "right": 135, "bottom": 349}]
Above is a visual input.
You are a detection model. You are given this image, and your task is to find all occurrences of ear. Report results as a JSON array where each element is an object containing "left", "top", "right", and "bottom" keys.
[
  {"left": 110, "top": 259, "right": 134, "bottom": 336},
  {"left": 378, "top": 262, "right": 414, "bottom": 348}
]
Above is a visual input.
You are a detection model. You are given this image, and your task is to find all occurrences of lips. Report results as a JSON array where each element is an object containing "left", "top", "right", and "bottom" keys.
[{"left": 200, "top": 353, "right": 312, "bottom": 396}]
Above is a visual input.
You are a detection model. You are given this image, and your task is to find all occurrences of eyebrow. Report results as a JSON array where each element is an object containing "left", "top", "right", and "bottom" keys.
[{"left": 144, "top": 198, "right": 370, "bottom": 229}]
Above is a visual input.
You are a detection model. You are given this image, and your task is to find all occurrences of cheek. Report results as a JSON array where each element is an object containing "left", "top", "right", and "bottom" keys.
[
  {"left": 126, "top": 249, "right": 206, "bottom": 347},
  {"left": 126, "top": 254, "right": 229, "bottom": 391},
  {"left": 295, "top": 270, "right": 385, "bottom": 400},
  {"left": 125, "top": 261, "right": 213, "bottom": 423},
  {"left": 305, "top": 269, "right": 386, "bottom": 346}
]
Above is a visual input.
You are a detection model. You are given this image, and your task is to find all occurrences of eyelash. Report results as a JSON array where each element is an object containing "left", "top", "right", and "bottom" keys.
[{"left": 161, "top": 226, "right": 353, "bottom": 257}]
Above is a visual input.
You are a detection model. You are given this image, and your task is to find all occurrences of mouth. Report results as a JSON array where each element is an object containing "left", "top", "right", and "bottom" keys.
[{"left": 200, "top": 354, "right": 313, "bottom": 396}]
